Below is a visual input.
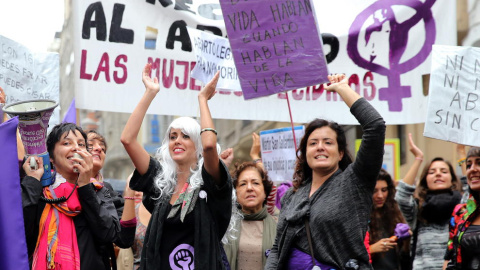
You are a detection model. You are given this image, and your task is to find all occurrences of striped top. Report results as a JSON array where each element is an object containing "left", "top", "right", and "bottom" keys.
[{"left": 395, "top": 181, "right": 450, "bottom": 270}]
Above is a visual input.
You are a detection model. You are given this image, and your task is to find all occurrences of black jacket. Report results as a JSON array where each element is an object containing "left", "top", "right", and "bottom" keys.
[
  {"left": 130, "top": 157, "right": 232, "bottom": 270},
  {"left": 22, "top": 176, "right": 120, "bottom": 270}
]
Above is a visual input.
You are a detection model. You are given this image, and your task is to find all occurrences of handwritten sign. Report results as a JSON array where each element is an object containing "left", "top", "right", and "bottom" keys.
[
  {"left": 0, "top": 35, "right": 60, "bottom": 126},
  {"left": 187, "top": 27, "right": 241, "bottom": 90},
  {"left": 260, "top": 126, "right": 304, "bottom": 182},
  {"left": 219, "top": 0, "right": 329, "bottom": 99},
  {"left": 424, "top": 45, "right": 480, "bottom": 147}
]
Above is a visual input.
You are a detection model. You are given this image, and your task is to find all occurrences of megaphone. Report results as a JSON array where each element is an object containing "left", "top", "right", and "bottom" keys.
[{"left": 3, "top": 99, "right": 58, "bottom": 186}]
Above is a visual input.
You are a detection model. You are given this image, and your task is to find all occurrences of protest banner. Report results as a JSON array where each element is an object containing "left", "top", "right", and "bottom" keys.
[
  {"left": 356, "top": 138, "right": 400, "bottom": 180},
  {"left": 73, "top": 0, "right": 456, "bottom": 125},
  {"left": 0, "top": 35, "right": 60, "bottom": 127},
  {"left": 260, "top": 126, "right": 304, "bottom": 182},
  {"left": 187, "top": 27, "right": 241, "bottom": 90},
  {"left": 424, "top": 45, "right": 480, "bottom": 147},
  {"left": 218, "top": 0, "right": 329, "bottom": 99}
]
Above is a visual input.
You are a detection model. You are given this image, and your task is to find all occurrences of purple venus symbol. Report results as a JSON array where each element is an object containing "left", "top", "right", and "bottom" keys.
[{"left": 347, "top": 0, "right": 436, "bottom": 111}]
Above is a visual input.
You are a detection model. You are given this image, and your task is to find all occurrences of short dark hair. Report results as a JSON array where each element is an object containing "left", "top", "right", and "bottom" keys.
[
  {"left": 87, "top": 130, "right": 108, "bottom": 153},
  {"left": 47, "top": 123, "right": 87, "bottom": 160},
  {"left": 467, "top": 147, "right": 480, "bottom": 160},
  {"left": 293, "top": 119, "right": 352, "bottom": 190},
  {"left": 232, "top": 161, "right": 273, "bottom": 206}
]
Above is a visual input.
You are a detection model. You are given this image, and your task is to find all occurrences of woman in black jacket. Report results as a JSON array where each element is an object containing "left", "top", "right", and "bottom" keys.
[
  {"left": 22, "top": 123, "right": 120, "bottom": 269},
  {"left": 120, "top": 65, "right": 232, "bottom": 269}
]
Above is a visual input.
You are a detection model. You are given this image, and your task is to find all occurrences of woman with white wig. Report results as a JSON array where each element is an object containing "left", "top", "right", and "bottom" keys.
[{"left": 121, "top": 64, "right": 232, "bottom": 270}]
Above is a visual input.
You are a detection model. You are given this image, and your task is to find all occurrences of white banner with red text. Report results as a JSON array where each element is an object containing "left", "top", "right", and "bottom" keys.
[{"left": 73, "top": 0, "right": 456, "bottom": 125}]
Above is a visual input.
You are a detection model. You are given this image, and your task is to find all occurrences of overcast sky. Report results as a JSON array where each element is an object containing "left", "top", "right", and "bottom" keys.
[{"left": 0, "top": 0, "right": 64, "bottom": 52}]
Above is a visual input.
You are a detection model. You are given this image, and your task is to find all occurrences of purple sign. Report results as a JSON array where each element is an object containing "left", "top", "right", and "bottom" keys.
[{"left": 219, "top": 0, "right": 329, "bottom": 99}]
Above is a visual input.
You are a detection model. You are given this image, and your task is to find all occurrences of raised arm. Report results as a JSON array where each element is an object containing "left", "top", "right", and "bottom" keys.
[
  {"left": 198, "top": 72, "right": 222, "bottom": 184},
  {"left": 403, "top": 133, "right": 424, "bottom": 186},
  {"left": 324, "top": 74, "right": 361, "bottom": 108},
  {"left": 250, "top": 132, "right": 265, "bottom": 170},
  {"left": 120, "top": 64, "right": 160, "bottom": 175},
  {"left": 326, "top": 74, "right": 385, "bottom": 185}
]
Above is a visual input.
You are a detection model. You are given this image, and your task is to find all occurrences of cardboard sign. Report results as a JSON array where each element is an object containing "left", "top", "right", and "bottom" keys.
[
  {"left": 0, "top": 35, "right": 60, "bottom": 126},
  {"left": 260, "top": 126, "right": 304, "bottom": 182},
  {"left": 424, "top": 45, "right": 480, "bottom": 147},
  {"left": 188, "top": 27, "right": 241, "bottom": 90}
]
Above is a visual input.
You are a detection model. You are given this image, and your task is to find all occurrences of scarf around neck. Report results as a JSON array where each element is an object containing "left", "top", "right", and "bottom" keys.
[
  {"left": 32, "top": 174, "right": 82, "bottom": 270},
  {"left": 224, "top": 206, "right": 277, "bottom": 270},
  {"left": 421, "top": 190, "right": 462, "bottom": 224},
  {"left": 447, "top": 193, "right": 479, "bottom": 266},
  {"left": 167, "top": 177, "right": 199, "bottom": 222}
]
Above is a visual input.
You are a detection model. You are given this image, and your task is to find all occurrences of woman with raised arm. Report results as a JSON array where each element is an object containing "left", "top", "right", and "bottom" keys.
[
  {"left": 120, "top": 65, "right": 232, "bottom": 270},
  {"left": 265, "top": 74, "right": 386, "bottom": 270},
  {"left": 395, "top": 133, "right": 462, "bottom": 270}
]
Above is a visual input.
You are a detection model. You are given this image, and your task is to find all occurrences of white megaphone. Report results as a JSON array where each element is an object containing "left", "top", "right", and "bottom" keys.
[{"left": 3, "top": 99, "right": 58, "bottom": 186}]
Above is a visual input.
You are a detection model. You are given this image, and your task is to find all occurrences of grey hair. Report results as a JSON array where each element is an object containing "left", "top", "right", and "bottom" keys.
[{"left": 153, "top": 117, "right": 204, "bottom": 197}]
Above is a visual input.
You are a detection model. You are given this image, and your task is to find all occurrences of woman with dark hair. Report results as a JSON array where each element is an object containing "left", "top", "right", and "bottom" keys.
[
  {"left": 120, "top": 65, "right": 233, "bottom": 269},
  {"left": 444, "top": 147, "right": 480, "bottom": 269},
  {"left": 86, "top": 130, "right": 138, "bottom": 269},
  {"left": 369, "top": 169, "right": 411, "bottom": 270},
  {"left": 265, "top": 74, "right": 386, "bottom": 270},
  {"left": 223, "top": 161, "right": 277, "bottom": 270},
  {"left": 395, "top": 133, "right": 462, "bottom": 270},
  {"left": 21, "top": 123, "right": 120, "bottom": 269}
]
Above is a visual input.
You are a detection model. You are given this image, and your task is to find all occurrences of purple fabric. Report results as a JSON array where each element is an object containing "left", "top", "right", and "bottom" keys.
[
  {"left": 120, "top": 218, "right": 137, "bottom": 228},
  {"left": 0, "top": 117, "right": 29, "bottom": 269},
  {"left": 276, "top": 182, "right": 293, "bottom": 209},
  {"left": 287, "top": 248, "right": 336, "bottom": 270},
  {"left": 62, "top": 98, "right": 76, "bottom": 124},
  {"left": 394, "top": 223, "right": 411, "bottom": 241}
]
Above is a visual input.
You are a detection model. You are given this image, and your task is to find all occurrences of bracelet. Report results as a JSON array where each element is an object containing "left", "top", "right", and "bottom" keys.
[
  {"left": 458, "top": 158, "right": 466, "bottom": 166},
  {"left": 415, "top": 157, "right": 423, "bottom": 161},
  {"left": 253, "top": 158, "right": 262, "bottom": 164},
  {"left": 124, "top": 196, "right": 135, "bottom": 200},
  {"left": 200, "top": 128, "right": 217, "bottom": 135}
]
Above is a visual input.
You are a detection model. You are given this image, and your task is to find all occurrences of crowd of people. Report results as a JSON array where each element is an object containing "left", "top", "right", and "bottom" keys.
[{"left": 7, "top": 65, "right": 480, "bottom": 270}]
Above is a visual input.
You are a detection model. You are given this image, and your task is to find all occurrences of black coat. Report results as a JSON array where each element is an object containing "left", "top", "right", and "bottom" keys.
[{"left": 22, "top": 176, "right": 120, "bottom": 270}]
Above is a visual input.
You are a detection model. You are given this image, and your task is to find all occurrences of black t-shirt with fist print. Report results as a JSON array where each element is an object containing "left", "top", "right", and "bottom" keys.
[{"left": 160, "top": 204, "right": 195, "bottom": 270}]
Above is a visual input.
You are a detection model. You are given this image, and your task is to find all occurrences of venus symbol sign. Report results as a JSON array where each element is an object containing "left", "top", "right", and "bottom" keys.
[{"left": 347, "top": 0, "right": 436, "bottom": 111}]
